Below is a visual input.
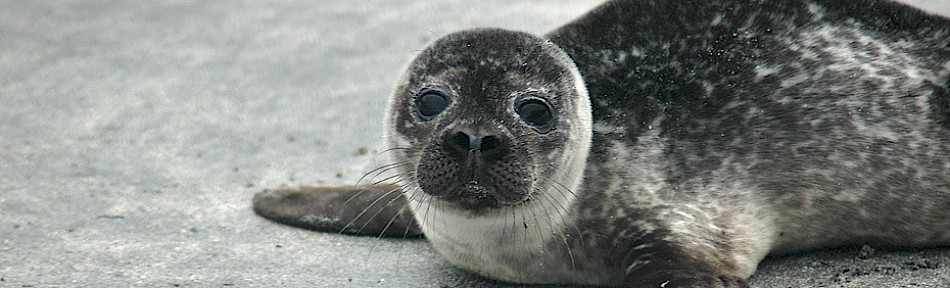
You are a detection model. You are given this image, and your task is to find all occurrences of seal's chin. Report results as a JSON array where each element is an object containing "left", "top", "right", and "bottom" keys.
[{"left": 426, "top": 182, "right": 528, "bottom": 211}]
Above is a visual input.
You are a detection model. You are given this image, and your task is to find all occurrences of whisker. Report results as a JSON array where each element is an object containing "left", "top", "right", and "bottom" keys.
[
  {"left": 520, "top": 204, "right": 530, "bottom": 250},
  {"left": 496, "top": 203, "right": 508, "bottom": 239},
  {"left": 539, "top": 172, "right": 579, "bottom": 198},
  {"left": 420, "top": 188, "right": 435, "bottom": 237},
  {"left": 338, "top": 184, "right": 403, "bottom": 234},
  {"left": 537, "top": 175, "right": 585, "bottom": 242},
  {"left": 511, "top": 201, "right": 518, "bottom": 244},
  {"left": 525, "top": 192, "right": 549, "bottom": 256},
  {"left": 355, "top": 162, "right": 405, "bottom": 187},
  {"left": 375, "top": 146, "right": 415, "bottom": 155},
  {"left": 340, "top": 171, "right": 407, "bottom": 208},
  {"left": 356, "top": 184, "right": 412, "bottom": 234},
  {"left": 539, "top": 190, "right": 578, "bottom": 271},
  {"left": 402, "top": 186, "right": 426, "bottom": 239},
  {"left": 372, "top": 147, "right": 418, "bottom": 162}
]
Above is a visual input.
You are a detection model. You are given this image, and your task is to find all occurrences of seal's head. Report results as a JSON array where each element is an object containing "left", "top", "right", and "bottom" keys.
[{"left": 384, "top": 28, "right": 592, "bottom": 216}]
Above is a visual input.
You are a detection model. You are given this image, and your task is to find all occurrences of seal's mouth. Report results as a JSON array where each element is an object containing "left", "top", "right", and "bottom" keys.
[
  {"left": 416, "top": 176, "right": 530, "bottom": 211},
  {"left": 438, "top": 183, "right": 502, "bottom": 210}
]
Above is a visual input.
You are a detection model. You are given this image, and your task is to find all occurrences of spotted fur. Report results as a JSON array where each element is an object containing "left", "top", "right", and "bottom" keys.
[{"left": 254, "top": 0, "right": 949, "bottom": 287}]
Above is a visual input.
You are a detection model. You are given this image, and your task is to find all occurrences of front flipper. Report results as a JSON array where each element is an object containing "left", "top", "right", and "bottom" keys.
[
  {"left": 252, "top": 184, "right": 422, "bottom": 237},
  {"left": 622, "top": 239, "right": 751, "bottom": 288},
  {"left": 630, "top": 273, "right": 749, "bottom": 288}
]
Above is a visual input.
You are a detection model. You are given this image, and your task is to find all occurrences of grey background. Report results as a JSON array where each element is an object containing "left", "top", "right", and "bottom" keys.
[{"left": 1, "top": 1, "right": 948, "bottom": 287}]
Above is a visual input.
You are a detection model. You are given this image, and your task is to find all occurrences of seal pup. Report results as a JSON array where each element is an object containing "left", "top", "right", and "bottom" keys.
[{"left": 254, "top": 0, "right": 950, "bottom": 286}]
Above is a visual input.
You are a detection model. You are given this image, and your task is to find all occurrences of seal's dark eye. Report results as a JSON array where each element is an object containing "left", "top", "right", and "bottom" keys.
[
  {"left": 519, "top": 101, "right": 551, "bottom": 125},
  {"left": 415, "top": 90, "right": 449, "bottom": 121},
  {"left": 515, "top": 95, "right": 556, "bottom": 133}
]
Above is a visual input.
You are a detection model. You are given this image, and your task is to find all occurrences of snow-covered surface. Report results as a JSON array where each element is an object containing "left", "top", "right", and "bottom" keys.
[{"left": 1, "top": 1, "right": 947, "bottom": 287}]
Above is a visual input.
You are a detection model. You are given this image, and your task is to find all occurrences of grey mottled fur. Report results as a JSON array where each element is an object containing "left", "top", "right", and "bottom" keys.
[{"left": 254, "top": 0, "right": 949, "bottom": 287}]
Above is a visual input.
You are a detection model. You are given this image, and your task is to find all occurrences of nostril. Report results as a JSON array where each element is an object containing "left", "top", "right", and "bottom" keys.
[
  {"left": 449, "top": 131, "right": 500, "bottom": 152},
  {"left": 480, "top": 136, "right": 499, "bottom": 151},
  {"left": 453, "top": 131, "right": 470, "bottom": 150}
]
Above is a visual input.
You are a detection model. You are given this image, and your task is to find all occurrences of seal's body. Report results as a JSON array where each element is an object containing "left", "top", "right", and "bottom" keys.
[{"left": 254, "top": 1, "right": 949, "bottom": 286}]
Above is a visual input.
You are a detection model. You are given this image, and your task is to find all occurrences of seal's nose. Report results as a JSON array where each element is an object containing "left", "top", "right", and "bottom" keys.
[{"left": 451, "top": 131, "right": 499, "bottom": 152}]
